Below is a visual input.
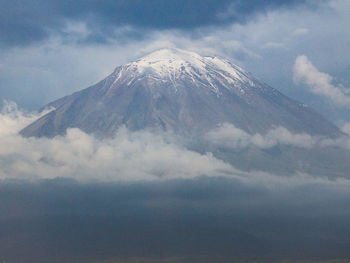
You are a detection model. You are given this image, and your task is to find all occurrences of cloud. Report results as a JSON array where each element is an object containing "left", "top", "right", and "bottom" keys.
[
  {"left": 293, "top": 55, "right": 350, "bottom": 106},
  {"left": 0, "top": 102, "right": 235, "bottom": 181},
  {"left": 2, "top": 102, "right": 350, "bottom": 181},
  {"left": 0, "top": 100, "right": 53, "bottom": 136},
  {"left": 206, "top": 123, "right": 319, "bottom": 149},
  {"left": 0, "top": 0, "right": 311, "bottom": 47},
  {"left": 205, "top": 122, "right": 350, "bottom": 155}
]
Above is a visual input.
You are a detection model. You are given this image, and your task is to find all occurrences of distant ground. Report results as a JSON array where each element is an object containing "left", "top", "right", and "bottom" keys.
[
  {"left": 2, "top": 178, "right": 350, "bottom": 263},
  {"left": 279, "top": 260, "right": 350, "bottom": 263},
  {"left": 95, "top": 258, "right": 350, "bottom": 263}
]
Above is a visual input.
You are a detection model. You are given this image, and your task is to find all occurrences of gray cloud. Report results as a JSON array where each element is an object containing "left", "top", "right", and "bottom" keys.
[{"left": 0, "top": 0, "right": 314, "bottom": 48}]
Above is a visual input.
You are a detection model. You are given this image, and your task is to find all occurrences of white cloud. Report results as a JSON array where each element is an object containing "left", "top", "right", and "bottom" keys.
[
  {"left": 205, "top": 122, "right": 350, "bottom": 157},
  {"left": 2, "top": 102, "right": 350, "bottom": 182},
  {"left": 206, "top": 123, "right": 318, "bottom": 149},
  {"left": 0, "top": 102, "right": 235, "bottom": 181},
  {"left": 293, "top": 55, "right": 350, "bottom": 107},
  {"left": 0, "top": 100, "right": 52, "bottom": 136}
]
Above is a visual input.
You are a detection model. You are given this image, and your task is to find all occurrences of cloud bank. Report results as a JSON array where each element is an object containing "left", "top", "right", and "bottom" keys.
[
  {"left": 293, "top": 55, "right": 350, "bottom": 107},
  {"left": 2, "top": 101, "right": 350, "bottom": 181},
  {"left": 0, "top": 101, "right": 235, "bottom": 181},
  {"left": 205, "top": 122, "right": 350, "bottom": 151},
  {"left": 206, "top": 123, "right": 318, "bottom": 149}
]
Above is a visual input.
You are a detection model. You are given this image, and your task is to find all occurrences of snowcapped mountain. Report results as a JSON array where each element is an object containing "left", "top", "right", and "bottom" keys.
[{"left": 21, "top": 48, "right": 340, "bottom": 138}]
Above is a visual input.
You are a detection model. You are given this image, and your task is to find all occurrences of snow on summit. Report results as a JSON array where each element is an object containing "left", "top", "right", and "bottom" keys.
[
  {"left": 132, "top": 48, "right": 207, "bottom": 74},
  {"left": 119, "top": 48, "right": 254, "bottom": 93}
]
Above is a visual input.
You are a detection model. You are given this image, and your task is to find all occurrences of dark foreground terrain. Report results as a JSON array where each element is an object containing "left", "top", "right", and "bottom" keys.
[
  {"left": 1, "top": 177, "right": 350, "bottom": 263},
  {"left": 96, "top": 259, "right": 350, "bottom": 263}
]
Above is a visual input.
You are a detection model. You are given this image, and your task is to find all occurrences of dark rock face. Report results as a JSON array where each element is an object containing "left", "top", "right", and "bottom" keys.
[{"left": 20, "top": 48, "right": 340, "bottom": 138}]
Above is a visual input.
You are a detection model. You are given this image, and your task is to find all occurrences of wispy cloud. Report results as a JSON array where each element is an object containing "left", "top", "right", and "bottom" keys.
[
  {"left": 206, "top": 123, "right": 318, "bottom": 149},
  {"left": 293, "top": 55, "right": 350, "bottom": 107},
  {"left": 205, "top": 122, "right": 350, "bottom": 152},
  {"left": 0, "top": 100, "right": 53, "bottom": 136}
]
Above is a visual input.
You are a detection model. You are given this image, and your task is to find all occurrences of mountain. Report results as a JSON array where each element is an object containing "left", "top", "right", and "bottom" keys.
[
  {"left": 20, "top": 48, "right": 350, "bottom": 177},
  {"left": 21, "top": 48, "right": 340, "bottom": 138}
]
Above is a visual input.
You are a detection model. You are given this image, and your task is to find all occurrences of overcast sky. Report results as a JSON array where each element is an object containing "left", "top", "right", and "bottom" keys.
[{"left": 0, "top": 0, "right": 349, "bottom": 124}]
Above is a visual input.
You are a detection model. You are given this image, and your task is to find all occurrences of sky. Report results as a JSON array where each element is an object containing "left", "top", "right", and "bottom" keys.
[
  {"left": 1, "top": 1, "right": 350, "bottom": 262},
  {"left": 0, "top": 0, "right": 349, "bottom": 123}
]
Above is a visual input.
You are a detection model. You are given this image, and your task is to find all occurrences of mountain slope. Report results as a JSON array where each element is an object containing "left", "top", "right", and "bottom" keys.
[{"left": 20, "top": 48, "right": 340, "bottom": 138}]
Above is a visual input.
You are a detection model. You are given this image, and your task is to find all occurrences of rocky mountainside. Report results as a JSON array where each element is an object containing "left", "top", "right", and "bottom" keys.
[{"left": 21, "top": 48, "right": 340, "bottom": 138}]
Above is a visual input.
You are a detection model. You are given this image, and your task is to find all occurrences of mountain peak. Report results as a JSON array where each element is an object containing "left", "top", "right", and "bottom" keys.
[
  {"left": 137, "top": 48, "right": 202, "bottom": 63},
  {"left": 116, "top": 48, "right": 253, "bottom": 95},
  {"left": 127, "top": 48, "right": 206, "bottom": 77},
  {"left": 21, "top": 48, "right": 340, "bottom": 140},
  {"left": 19, "top": 48, "right": 344, "bottom": 176}
]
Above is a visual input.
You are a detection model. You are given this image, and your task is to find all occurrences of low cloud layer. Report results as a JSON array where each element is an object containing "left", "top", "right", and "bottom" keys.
[
  {"left": 206, "top": 123, "right": 318, "bottom": 149},
  {"left": 293, "top": 55, "right": 350, "bottom": 107},
  {"left": 0, "top": 101, "right": 235, "bottom": 181},
  {"left": 2, "top": 102, "right": 350, "bottom": 181},
  {"left": 205, "top": 122, "right": 350, "bottom": 150}
]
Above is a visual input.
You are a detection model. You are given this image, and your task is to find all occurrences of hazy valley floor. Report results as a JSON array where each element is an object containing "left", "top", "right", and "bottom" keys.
[{"left": 1, "top": 177, "right": 350, "bottom": 263}]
